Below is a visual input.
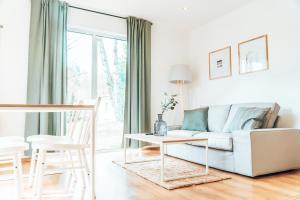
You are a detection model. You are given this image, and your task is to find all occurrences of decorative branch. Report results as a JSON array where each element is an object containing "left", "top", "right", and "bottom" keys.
[{"left": 160, "top": 92, "right": 178, "bottom": 115}]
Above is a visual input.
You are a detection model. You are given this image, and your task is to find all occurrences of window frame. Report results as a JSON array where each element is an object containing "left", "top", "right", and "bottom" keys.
[{"left": 67, "top": 27, "right": 127, "bottom": 99}]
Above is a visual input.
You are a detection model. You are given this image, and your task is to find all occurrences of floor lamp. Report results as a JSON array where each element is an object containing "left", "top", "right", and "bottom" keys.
[{"left": 168, "top": 65, "right": 192, "bottom": 123}]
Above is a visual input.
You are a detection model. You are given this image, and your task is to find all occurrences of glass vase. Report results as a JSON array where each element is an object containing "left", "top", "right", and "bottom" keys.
[{"left": 154, "top": 114, "right": 167, "bottom": 136}]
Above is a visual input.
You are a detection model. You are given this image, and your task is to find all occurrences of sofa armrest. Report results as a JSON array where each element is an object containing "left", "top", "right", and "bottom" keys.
[
  {"left": 167, "top": 125, "right": 182, "bottom": 131},
  {"left": 232, "top": 128, "right": 300, "bottom": 177}
]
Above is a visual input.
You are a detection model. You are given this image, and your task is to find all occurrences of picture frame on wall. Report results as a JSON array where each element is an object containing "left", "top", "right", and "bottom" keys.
[
  {"left": 209, "top": 46, "right": 232, "bottom": 80},
  {"left": 238, "top": 34, "right": 269, "bottom": 74}
]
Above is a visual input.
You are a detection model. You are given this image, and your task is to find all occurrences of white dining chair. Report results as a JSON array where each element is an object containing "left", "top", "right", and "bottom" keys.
[
  {"left": 0, "top": 137, "right": 29, "bottom": 200},
  {"left": 26, "top": 107, "right": 80, "bottom": 188},
  {"left": 27, "top": 98, "right": 100, "bottom": 199}
]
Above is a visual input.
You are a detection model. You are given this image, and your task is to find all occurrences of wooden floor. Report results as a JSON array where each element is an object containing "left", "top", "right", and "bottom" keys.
[{"left": 1, "top": 149, "right": 300, "bottom": 200}]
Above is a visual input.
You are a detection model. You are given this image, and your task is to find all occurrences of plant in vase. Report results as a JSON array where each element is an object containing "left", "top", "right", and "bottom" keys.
[{"left": 154, "top": 93, "right": 178, "bottom": 136}]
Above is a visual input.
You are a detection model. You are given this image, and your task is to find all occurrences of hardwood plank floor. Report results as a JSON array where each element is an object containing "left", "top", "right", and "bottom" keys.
[
  {"left": 96, "top": 149, "right": 300, "bottom": 200},
  {"left": 0, "top": 149, "right": 300, "bottom": 200}
]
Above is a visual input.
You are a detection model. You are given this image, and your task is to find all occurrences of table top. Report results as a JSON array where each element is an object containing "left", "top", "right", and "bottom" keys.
[
  {"left": 124, "top": 133, "right": 208, "bottom": 144},
  {"left": 0, "top": 104, "right": 95, "bottom": 112}
]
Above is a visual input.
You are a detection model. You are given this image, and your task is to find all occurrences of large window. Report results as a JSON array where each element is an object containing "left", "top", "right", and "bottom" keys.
[
  {"left": 67, "top": 32, "right": 93, "bottom": 102},
  {"left": 67, "top": 30, "right": 127, "bottom": 150}
]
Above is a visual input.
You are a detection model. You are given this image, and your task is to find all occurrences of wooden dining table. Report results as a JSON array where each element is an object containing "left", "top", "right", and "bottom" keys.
[{"left": 0, "top": 104, "right": 97, "bottom": 199}]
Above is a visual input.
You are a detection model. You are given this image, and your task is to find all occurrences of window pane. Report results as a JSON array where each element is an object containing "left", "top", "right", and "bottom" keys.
[
  {"left": 67, "top": 32, "right": 93, "bottom": 103},
  {"left": 96, "top": 37, "right": 127, "bottom": 150}
]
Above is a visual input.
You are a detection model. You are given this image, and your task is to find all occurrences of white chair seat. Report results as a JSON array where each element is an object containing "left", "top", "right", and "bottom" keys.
[
  {"left": 27, "top": 135, "right": 73, "bottom": 144},
  {"left": 0, "top": 136, "right": 25, "bottom": 143},
  {"left": 0, "top": 143, "right": 29, "bottom": 155},
  {"left": 0, "top": 136, "right": 28, "bottom": 155},
  {"left": 32, "top": 143, "right": 89, "bottom": 151}
]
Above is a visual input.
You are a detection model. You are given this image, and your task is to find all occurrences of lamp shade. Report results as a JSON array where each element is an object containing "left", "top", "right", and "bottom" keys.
[{"left": 168, "top": 65, "right": 192, "bottom": 83}]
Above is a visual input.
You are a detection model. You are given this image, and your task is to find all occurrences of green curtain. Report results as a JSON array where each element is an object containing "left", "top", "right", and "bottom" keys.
[
  {"left": 124, "top": 16, "right": 152, "bottom": 148},
  {"left": 25, "top": 0, "right": 68, "bottom": 138}
]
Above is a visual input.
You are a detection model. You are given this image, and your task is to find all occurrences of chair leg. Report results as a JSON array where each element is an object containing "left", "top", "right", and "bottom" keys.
[
  {"left": 81, "top": 149, "right": 90, "bottom": 180},
  {"left": 62, "top": 151, "right": 72, "bottom": 191},
  {"left": 32, "top": 152, "right": 40, "bottom": 195},
  {"left": 28, "top": 149, "right": 37, "bottom": 187},
  {"left": 78, "top": 150, "right": 87, "bottom": 199},
  {"left": 78, "top": 150, "right": 87, "bottom": 186},
  {"left": 67, "top": 150, "right": 77, "bottom": 192},
  {"left": 13, "top": 153, "right": 22, "bottom": 200},
  {"left": 34, "top": 150, "right": 46, "bottom": 199}
]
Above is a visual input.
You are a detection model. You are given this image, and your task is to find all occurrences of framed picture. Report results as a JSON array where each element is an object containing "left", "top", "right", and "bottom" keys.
[
  {"left": 238, "top": 35, "right": 269, "bottom": 74},
  {"left": 209, "top": 46, "right": 232, "bottom": 80}
]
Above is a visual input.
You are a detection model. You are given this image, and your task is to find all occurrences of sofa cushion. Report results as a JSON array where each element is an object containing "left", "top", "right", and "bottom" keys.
[
  {"left": 227, "top": 107, "right": 270, "bottom": 132},
  {"left": 167, "top": 129, "right": 200, "bottom": 137},
  {"left": 182, "top": 107, "right": 208, "bottom": 131},
  {"left": 208, "top": 105, "right": 231, "bottom": 132},
  {"left": 223, "top": 102, "right": 280, "bottom": 132},
  {"left": 191, "top": 132, "right": 233, "bottom": 151}
]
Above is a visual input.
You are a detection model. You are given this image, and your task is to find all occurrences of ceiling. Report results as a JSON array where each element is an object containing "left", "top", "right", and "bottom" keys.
[{"left": 67, "top": 0, "right": 254, "bottom": 30}]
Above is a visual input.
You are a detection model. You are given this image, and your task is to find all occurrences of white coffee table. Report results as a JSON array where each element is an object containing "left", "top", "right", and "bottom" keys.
[{"left": 124, "top": 133, "right": 209, "bottom": 182}]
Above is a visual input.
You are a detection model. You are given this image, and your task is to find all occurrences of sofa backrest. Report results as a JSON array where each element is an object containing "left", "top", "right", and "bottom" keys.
[
  {"left": 208, "top": 105, "right": 231, "bottom": 132},
  {"left": 222, "top": 102, "right": 280, "bottom": 132}
]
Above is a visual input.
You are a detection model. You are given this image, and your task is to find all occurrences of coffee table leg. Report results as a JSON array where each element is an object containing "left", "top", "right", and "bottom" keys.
[
  {"left": 205, "top": 140, "right": 209, "bottom": 174},
  {"left": 160, "top": 143, "right": 164, "bottom": 182}
]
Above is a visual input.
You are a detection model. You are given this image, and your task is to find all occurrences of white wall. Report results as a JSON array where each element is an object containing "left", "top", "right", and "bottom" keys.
[
  {"left": 0, "top": 1, "right": 188, "bottom": 136},
  {"left": 68, "top": 7, "right": 126, "bottom": 37},
  {"left": 0, "top": 0, "right": 30, "bottom": 137},
  {"left": 188, "top": 0, "right": 300, "bottom": 128},
  {"left": 151, "top": 25, "right": 188, "bottom": 127}
]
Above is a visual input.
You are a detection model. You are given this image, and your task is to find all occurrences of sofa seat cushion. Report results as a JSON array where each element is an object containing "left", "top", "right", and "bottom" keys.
[
  {"left": 167, "top": 130, "right": 200, "bottom": 137},
  {"left": 191, "top": 132, "right": 233, "bottom": 151}
]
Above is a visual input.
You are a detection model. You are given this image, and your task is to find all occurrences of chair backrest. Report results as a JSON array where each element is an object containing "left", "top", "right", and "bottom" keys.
[{"left": 67, "top": 97, "right": 101, "bottom": 145}]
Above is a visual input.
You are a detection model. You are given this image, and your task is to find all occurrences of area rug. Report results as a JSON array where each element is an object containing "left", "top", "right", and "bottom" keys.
[{"left": 113, "top": 156, "right": 231, "bottom": 190}]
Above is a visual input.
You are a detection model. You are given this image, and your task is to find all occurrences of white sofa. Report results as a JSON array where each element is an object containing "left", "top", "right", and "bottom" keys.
[{"left": 166, "top": 103, "right": 300, "bottom": 177}]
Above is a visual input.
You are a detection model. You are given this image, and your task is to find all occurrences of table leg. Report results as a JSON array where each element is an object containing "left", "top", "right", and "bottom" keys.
[
  {"left": 205, "top": 140, "right": 209, "bottom": 174},
  {"left": 60, "top": 112, "right": 64, "bottom": 136},
  {"left": 91, "top": 109, "right": 96, "bottom": 200},
  {"left": 160, "top": 144, "right": 164, "bottom": 182},
  {"left": 124, "top": 137, "right": 127, "bottom": 164}
]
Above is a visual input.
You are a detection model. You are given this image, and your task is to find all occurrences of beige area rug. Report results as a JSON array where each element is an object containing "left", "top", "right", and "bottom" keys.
[{"left": 113, "top": 156, "right": 231, "bottom": 190}]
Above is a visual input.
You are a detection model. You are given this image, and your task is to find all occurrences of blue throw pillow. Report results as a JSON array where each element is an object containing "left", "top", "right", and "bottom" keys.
[{"left": 182, "top": 107, "right": 208, "bottom": 131}]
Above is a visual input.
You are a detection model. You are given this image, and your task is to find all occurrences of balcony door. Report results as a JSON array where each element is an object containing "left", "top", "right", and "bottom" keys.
[{"left": 67, "top": 30, "right": 126, "bottom": 151}]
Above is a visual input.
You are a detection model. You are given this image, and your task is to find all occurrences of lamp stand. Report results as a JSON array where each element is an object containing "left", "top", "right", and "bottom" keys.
[{"left": 176, "top": 80, "right": 185, "bottom": 122}]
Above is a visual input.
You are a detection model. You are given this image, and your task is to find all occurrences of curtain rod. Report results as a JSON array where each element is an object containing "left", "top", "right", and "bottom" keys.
[{"left": 69, "top": 5, "right": 127, "bottom": 20}]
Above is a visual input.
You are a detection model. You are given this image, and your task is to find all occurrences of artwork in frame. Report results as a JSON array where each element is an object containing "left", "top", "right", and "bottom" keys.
[
  {"left": 238, "top": 35, "right": 269, "bottom": 74},
  {"left": 209, "top": 46, "right": 232, "bottom": 80}
]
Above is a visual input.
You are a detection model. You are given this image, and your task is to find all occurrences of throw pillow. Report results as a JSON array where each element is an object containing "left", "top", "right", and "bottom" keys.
[
  {"left": 182, "top": 107, "right": 208, "bottom": 131},
  {"left": 227, "top": 107, "right": 270, "bottom": 132},
  {"left": 208, "top": 105, "right": 231, "bottom": 132}
]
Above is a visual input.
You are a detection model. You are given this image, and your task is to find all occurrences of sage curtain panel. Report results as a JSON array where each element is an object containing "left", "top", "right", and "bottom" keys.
[
  {"left": 124, "top": 16, "right": 152, "bottom": 148},
  {"left": 25, "top": 0, "right": 68, "bottom": 138}
]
